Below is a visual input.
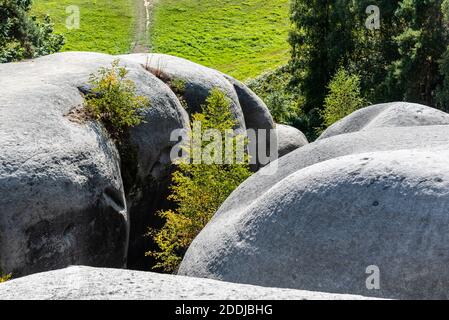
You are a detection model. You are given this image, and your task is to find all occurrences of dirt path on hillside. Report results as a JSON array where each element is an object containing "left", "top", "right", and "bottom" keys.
[{"left": 131, "top": 0, "right": 154, "bottom": 53}]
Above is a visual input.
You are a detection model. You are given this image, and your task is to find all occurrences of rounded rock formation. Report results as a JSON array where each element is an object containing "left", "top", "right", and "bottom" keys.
[
  {"left": 276, "top": 124, "right": 308, "bottom": 157},
  {"left": 0, "top": 52, "right": 190, "bottom": 275},
  {"left": 179, "top": 123, "right": 449, "bottom": 299},
  {"left": 121, "top": 53, "right": 247, "bottom": 132},
  {"left": 319, "top": 102, "right": 449, "bottom": 140},
  {"left": 0, "top": 266, "right": 377, "bottom": 300},
  {"left": 121, "top": 54, "right": 277, "bottom": 169}
]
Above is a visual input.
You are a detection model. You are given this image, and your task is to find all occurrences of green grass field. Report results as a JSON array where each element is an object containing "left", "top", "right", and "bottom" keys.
[
  {"left": 151, "top": 0, "right": 291, "bottom": 81},
  {"left": 32, "top": 0, "right": 291, "bottom": 80},
  {"left": 33, "top": 0, "right": 135, "bottom": 54}
]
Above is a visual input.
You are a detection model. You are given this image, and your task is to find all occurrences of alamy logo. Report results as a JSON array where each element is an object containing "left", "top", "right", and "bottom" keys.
[
  {"left": 366, "top": 265, "right": 381, "bottom": 290},
  {"left": 66, "top": 5, "right": 80, "bottom": 30},
  {"left": 366, "top": 5, "right": 380, "bottom": 30},
  {"left": 169, "top": 124, "right": 279, "bottom": 175}
]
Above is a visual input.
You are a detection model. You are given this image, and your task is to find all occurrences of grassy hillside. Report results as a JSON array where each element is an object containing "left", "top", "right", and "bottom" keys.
[
  {"left": 150, "top": 0, "right": 291, "bottom": 80},
  {"left": 32, "top": 0, "right": 135, "bottom": 54}
]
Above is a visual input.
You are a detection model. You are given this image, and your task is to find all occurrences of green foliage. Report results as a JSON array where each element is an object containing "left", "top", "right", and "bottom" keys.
[
  {"left": 151, "top": 0, "right": 291, "bottom": 80},
  {"left": 248, "top": 66, "right": 302, "bottom": 124},
  {"left": 147, "top": 89, "right": 252, "bottom": 272},
  {"left": 248, "top": 66, "right": 324, "bottom": 140},
  {"left": 288, "top": 0, "right": 358, "bottom": 139},
  {"left": 320, "top": 68, "right": 367, "bottom": 131},
  {"left": 85, "top": 60, "right": 149, "bottom": 138},
  {"left": 288, "top": 0, "right": 449, "bottom": 135},
  {"left": 264, "top": 92, "right": 302, "bottom": 125},
  {"left": 436, "top": 1, "right": 449, "bottom": 111},
  {"left": 0, "top": 264, "right": 11, "bottom": 283},
  {"left": 437, "top": 47, "right": 449, "bottom": 111},
  {"left": 0, "top": 273, "right": 11, "bottom": 283},
  {"left": 0, "top": 0, "right": 64, "bottom": 63},
  {"left": 33, "top": 0, "right": 134, "bottom": 54},
  {"left": 169, "top": 78, "right": 187, "bottom": 96},
  {"left": 389, "top": 0, "right": 448, "bottom": 107}
]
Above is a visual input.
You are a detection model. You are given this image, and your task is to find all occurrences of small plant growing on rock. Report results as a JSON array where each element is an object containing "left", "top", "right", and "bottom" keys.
[
  {"left": 169, "top": 78, "right": 189, "bottom": 110},
  {"left": 147, "top": 89, "right": 252, "bottom": 273},
  {"left": 0, "top": 270, "right": 11, "bottom": 283},
  {"left": 144, "top": 55, "right": 169, "bottom": 81},
  {"left": 84, "top": 59, "right": 149, "bottom": 138},
  {"left": 170, "top": 78, "right": 186, "bottom": 96}
]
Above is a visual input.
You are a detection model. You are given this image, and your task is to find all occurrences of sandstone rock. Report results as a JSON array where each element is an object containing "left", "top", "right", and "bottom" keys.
[
  {"left": 0, "top": 52, "right": 189, "bottom": 275},
  {"left": 121, "top": 53, "right": 246, "bottom": 132},
  {"left": 319, "top": 102, "right": 449, "bottom": 140},
  {"left": 115, "top": 56, "right": 190, "bottom": 270},
  {"left": 121, "top": 53, "right": 280, "bottom": 168},
  {"left": 221, "top": 74, "right": 274, "bottom": 132},
  {"left": 276, "top": 124, "right": 308, "bottom": 157},
  {"left": 208, "top": 125, "right": 449, "bottom": 223},
  {"left": 222, "top": 74, "right": 276, "bottom": 168},
  {"left": 179, "top": 125, "right": 449, "bottom": 299},
  {"left": 0, "top": 266, "right": 377, "bottom": 300}
]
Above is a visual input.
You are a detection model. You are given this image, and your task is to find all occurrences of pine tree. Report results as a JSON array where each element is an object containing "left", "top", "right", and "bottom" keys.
[
  {"left": 390, "top": 0, "right": 448, "bottom": 107},
  {"left": 0, "top": 0, "right": 64, "bottom": 63},
  {"left": 349, "top": 0, "right": 402, "bottom": 103},
  {"left": 435, "top": 0, "right": 449, "bottom": 110},
  {"left": 289, "top": 0, "right": 356, "bottom": 138},
  {"left": 288, "top": 0, "right": 449, "bottom": 134}
]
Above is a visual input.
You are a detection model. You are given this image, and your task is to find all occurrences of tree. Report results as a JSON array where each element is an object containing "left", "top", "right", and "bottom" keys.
[
  {"left": 289, "top": 0, "right": 361, "bottom": 139},
  {"left": 320, "top": 68, "right": 367, "bottom": 131},
  {"left": 436, "top": 0, "right": 449, "bottom": 111},
  {"left": 288, "top": 0, "right": 449, "bottom": 137},
  {"left": 147, "top": 89, "right": 252, "bottom": 273},
  {"left": 390, "top": 0, "right": 448, "bottom": 107},
  {"left": 0, "top": 0, "right": 64, "bottom": 63},
  {"left": 349, "top": 0, "right": 402, "bottom": 103}
]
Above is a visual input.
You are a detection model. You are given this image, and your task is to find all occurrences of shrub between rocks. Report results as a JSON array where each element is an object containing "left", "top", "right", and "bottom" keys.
[
  {"left": 147, "top": 89, "right": 252, "bottom": 272},
  {"left": 84, "top": 59, "right": 150, "bottom": 139}
]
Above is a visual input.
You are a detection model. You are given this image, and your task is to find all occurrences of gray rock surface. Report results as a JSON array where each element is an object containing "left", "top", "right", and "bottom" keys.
[
  {"left": 179, "top": 124, "right": 449, "bottom": 299},
  {"left": 276, "top": 124, "right": 308, "bottom": 157},
  {"left": 0, "top": 52, "right": 128, "bottom": 277},
  {"left": 222, "top": 74, "right": 274, "bottom": 132},
  {"left": 319, "top": 102, "right": 449, "bottom": 140},
  {"left": 121, "top": 53, "right": 279, "bottom": 168},
  {"left": 0, "top": 52, "right": 190, "bottom": 275},
  {"left": 121, "top": 53, "right": 246, "bottom": 132},
  {"left": 114, "top": 56, "right": 190, "bottom": 270},
  {"left": 0, "top": 266, "right": 377, "bottom": 300},
  {"left": 207, "top": 125, "right": 449, "bottom": 224}
]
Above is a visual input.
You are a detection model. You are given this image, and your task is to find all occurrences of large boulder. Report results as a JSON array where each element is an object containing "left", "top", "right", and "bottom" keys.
[
  {"left": 121, "top": 53, "right": 246, "bottom": 131},
  {"left": 114, "top": 57, "right": 190, "bottom": 270},
  {"left": 179, "top": 124, "right": 449, "bottom": 299},
  {"left": 121, "top": 54, "right": 278, "bottom": 167},
  {"left": 319, "top": 102, "right": 449, "bottom": 140},
  {"left": 0, "top": 266, "right": 377, "bottom": 300},
  {"left": 276, "top": 124, "right": 308, "bottom": 157},
  {"left": 0, "top": 52, "right": 190, "bottom": 276},
  {"left": 202, "top": 125, "right": 449, "bottom": 224},
  {"left": 221, "top": 74, "right": 274, "bottom": 133}
]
